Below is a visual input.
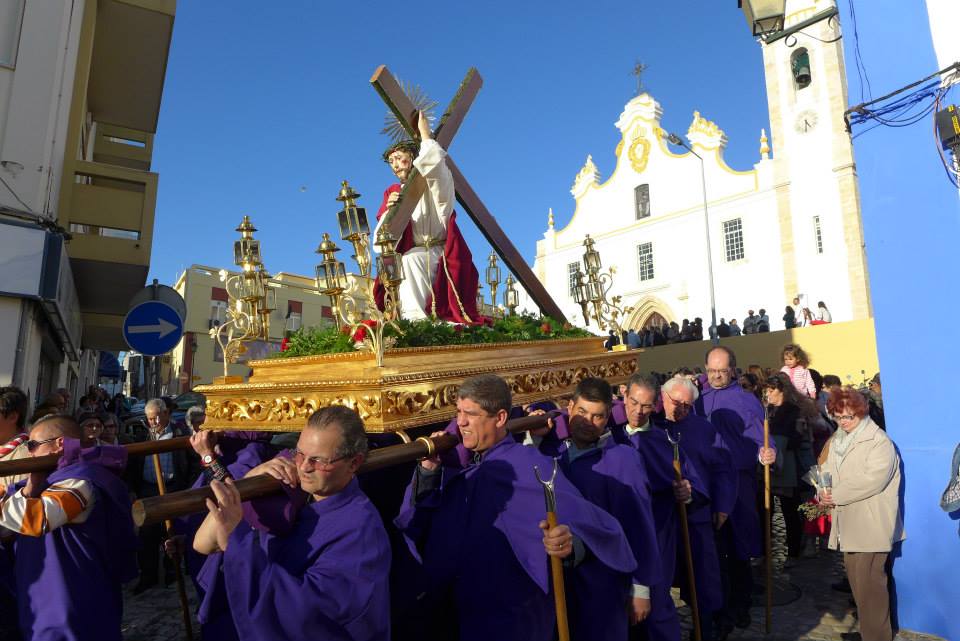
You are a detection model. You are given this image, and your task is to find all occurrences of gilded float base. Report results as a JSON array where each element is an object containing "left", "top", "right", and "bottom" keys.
[{"left": 196, "top": 338, "right": 638, "bottom": 433}]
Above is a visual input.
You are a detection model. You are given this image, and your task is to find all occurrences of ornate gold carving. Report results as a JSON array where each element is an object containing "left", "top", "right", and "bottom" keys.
[
  {"left": 628, "top": 133, "right": 651, "bottom": 174},
  {"left": 199, "top": 338, "right": 638, "bottom": 433},
  {"left": 615, "top": 140, "right": 624, "bottom": 157}
]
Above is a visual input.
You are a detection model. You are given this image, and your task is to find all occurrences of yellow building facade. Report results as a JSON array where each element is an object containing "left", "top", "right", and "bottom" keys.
[{"left": 167, "top": 265, "right": 333, "bottom": 392}]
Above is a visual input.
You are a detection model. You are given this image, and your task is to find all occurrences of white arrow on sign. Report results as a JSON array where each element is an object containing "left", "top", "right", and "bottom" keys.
[{"left": 127, "top": 317, "right": 178, "bottom": 339}]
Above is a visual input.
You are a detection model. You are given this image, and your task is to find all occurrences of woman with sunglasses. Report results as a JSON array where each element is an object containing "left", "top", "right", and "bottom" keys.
[{"left": 819, "top": 387, "right": 903, "bottom": 641}]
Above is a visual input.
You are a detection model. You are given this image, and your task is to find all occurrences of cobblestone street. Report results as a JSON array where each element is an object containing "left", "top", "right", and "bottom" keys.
[{"left": 121, "top": 547, "right": 945, "bottom": 641}]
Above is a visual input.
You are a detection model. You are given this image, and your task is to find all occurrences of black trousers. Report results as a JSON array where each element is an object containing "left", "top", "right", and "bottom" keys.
[{"left": 136, "top": 482, "right": 173, "bottom": 585}]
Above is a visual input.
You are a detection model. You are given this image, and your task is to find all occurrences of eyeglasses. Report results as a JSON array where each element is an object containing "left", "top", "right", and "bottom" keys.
[
  {"left": 294, "top": 448, "right": 350, "bottom": 470},
  {"left": 26, "top": 437, "right": 59, "bottom": 453},
  {"left": 832, "top": 414, "right": 857, "bottom": 422},
  {"left": 665, "top": 395, "right": 691, "bottom": 409}
]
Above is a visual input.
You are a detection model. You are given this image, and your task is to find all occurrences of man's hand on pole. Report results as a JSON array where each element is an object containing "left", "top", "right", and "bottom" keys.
[{"left": 539, "top": 522, "right": 574, "bottom": 559}]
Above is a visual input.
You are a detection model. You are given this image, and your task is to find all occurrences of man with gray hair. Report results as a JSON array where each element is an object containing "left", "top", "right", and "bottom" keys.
[
  {"left": 396, "top": 373, "right": 637, "bottom": 641},
  {"left": 131, "top": 398, "right": 195, "bottom": 593},
  {"left": 660, "top": 375, "right": 737, "bottom": 641},
  {"left": 193, "top": 405, "right": 391, "bottom": 641}
]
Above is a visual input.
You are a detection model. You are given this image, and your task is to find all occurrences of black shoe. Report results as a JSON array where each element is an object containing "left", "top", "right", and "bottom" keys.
[
  {"left": 831, "top": 579, "right": 852, "bottom": 593},
  {"left": 840, "top": 633, "right": 862, "bottom": 641},
  {"left": 132, "top": 580, "right": 157, "bottom": 596},
  {"left": 735, "top": 610, "right": 751, "bottom": 629}
]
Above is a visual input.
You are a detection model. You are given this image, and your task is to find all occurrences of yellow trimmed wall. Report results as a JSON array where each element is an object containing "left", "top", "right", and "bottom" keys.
[{"left": 630, "top": 319, "right": 879, "bottom": 383}]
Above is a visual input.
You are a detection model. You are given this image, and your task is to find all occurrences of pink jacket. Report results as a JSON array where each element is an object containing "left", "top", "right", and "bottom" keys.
[{"left": 781, "top": 365, "right": 816, "bottom": 398}]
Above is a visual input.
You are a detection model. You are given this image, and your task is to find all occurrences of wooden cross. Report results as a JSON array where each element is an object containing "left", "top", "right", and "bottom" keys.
[{"left": 370, "top": 65, "right": 567, "bottom": 323}]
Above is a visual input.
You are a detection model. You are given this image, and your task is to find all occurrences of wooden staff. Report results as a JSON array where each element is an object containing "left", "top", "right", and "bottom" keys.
[
  {"left": 133, "top": 411, "right": 558, "bottom": 526},
  {"left": 0, "top": 436, "right": 193, "bottom": 476},
  {"left": 534, "top": 459, "right": 569, "bottom": 641},
  {"left": 666, "top": 430, "right": 701, "bottom": 641},
  {"left": 763, "top": 417, "right": 772, "bottom": 635},
  {"left": 151, "top": 454, "right": 194, "bottom": 641}
]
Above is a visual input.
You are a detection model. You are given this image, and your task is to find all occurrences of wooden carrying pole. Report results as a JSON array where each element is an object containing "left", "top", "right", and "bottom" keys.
[
  {"left": 763, "top": 418, "right": 773, "bottom": 634},
  {"left": 151, "top": 454, "right": 194, "bottom": 641},
  {"left": 133, "top": 412, "right": 558, "bottom": 527},
  {"left": 673, "top": 456, "right": 701, "bottom": 641},
  {"left": 0, "top": 436, "right": 193, "bottom": 477}
]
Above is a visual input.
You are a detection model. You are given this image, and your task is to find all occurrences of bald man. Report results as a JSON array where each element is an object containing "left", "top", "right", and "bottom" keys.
[{"left": 0, "top": 414, "right": 138, "bottom": 641}]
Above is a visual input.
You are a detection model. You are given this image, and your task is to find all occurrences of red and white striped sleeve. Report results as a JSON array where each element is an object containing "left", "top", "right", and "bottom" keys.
[{"left": 0, "top": 478, "right": 95, "bottom": 537}]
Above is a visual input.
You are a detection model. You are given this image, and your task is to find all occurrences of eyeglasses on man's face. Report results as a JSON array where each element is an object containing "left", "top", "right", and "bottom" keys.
[{"left": 294, "top": 448, "right": 349, "bottom": 470}]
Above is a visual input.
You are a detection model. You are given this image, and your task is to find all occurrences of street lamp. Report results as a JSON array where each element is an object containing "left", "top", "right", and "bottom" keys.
[
  {"left": 315, "top": 233, "right": 347, "bottom": 329},
  {"left": 738, "top": 0, "right": 839, "bottom": 46},
  {"left": 667, "top": 132, "right": 719, "bottom": 345}
]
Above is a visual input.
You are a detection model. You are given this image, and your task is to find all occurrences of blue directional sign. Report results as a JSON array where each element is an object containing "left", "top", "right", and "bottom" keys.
[{"left": 123, "top": 300, "right": 184, "bottom": 356}]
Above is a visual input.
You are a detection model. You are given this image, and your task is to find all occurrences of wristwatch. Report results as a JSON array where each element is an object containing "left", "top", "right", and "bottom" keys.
[{"left": 201, "top": 454, "right": 214, "bottom": 467}]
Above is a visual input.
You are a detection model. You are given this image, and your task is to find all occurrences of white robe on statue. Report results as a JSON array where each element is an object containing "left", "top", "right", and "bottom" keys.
[{"left": 374, "top": 139, "right": 454, "bottom": 321}]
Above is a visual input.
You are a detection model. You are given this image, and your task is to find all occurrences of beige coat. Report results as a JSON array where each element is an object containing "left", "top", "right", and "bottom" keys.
[
  {"left": 0, "top": 441, "right": 31, "bottom": 489},
  {"left": 826, "top": 417, "right": 905, "bottom": 553}
]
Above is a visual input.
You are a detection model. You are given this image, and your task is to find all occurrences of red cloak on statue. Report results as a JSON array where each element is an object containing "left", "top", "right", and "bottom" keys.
[{"left": 373, "top": 184, "right": 481, "bottom": 324}]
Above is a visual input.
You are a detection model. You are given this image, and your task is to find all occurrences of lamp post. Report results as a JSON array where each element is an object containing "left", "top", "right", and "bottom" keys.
[
  {"left": 667, "top": 133, "right": 719, "bottom": 345},
  {"left": 315, "top": 233, "right": 347, "bottom": 330},
  {"left": 571, "top": 265, "right": 591, "bottom": 327},
  {"left": 739, "top": 0, "right": 838, "bottom": 46},
  {"left": 576, "top": 235, "right": 632, "bottom": 345},
  {"left": 504, "top": 274, "right": 519, "bottom": 316},
  {"left": 486, "top": 251, "right": 501, "bottom": 309}
]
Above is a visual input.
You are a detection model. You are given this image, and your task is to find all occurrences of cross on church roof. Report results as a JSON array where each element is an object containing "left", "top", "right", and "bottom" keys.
[{"left": 631, "top": 60, "right": 649, "bottom": 96}]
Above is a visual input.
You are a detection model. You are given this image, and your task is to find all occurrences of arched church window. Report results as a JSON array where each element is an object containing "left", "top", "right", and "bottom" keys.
[
  {"left": 634, "top": 184, "right": 651, "bottom": 219},
  {"left": 791, "top": 48, "right": 812, "bottom": 90}
]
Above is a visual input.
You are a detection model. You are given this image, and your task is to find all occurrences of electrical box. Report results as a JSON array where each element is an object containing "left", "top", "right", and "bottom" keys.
[{"left": 936, "top": 105, "right": 960, "bottom": 151}]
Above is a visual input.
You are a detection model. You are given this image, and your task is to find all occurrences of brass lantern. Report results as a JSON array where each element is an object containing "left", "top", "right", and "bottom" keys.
[
  {"left": 233, "top": 216, "right": 262, "bottom": 269},
  {"left": 486, "top": 251, "right": 501, "bottom": 307},
  {"left": 374, "top": 227, "right": 404, "bottom": 286},
  {"left": 582, "top": 235, "right": 602, "bottom": 274},
  {"left": 504, "top": 274, "right": 519, "bottom": 315},
  {"left": 335, "top": 181, "right": 369, "bottom": 241},
  {"left": 475, "top": 282, "right": 485, "bottom": 315}
]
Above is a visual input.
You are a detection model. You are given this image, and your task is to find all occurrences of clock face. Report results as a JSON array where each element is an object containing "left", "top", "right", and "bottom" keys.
[{"left": 795, "top": 109, "right": 818, "bottom": 134}]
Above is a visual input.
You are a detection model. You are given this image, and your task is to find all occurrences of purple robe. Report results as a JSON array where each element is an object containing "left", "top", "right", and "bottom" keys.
[
  {"left": 545, "top": 415, "right": 661, "bottom": 641},
  {"left": 186, "top": 438, "right": 276, "bottom": 641},
  {"left": 658, "top": 414, "right": 736, "bottom": 618},
  {"left": 395, "top": 434, "right": 636, "bottom": 641},
  {"left": 11, "top": 440, "right": 138, "bottom": 641},
  {"left": 610, "top": 421, "right": 708, "bottom": 641},
  {"left": 696, "top": 382, "right": 768, "bottom": 559},
  {"left": 199, "top": 477, "right": 391, "bottom": 641}
]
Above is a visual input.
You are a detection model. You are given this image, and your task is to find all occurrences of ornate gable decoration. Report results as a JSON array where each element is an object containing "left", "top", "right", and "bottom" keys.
[
  {"left": 627, "top": 130, "right": 652, "bottom": 174},
  {"left": 686, "top": 111, "right": 728, "bottom": 151},
  {"left": 571, "top": 155, "right": 600, "bottom": 199}
]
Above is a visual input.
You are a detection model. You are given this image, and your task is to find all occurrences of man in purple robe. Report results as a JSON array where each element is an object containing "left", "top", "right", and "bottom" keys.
[
  {"left": 696, "top": 346, "right": 776, "bottom": 633},
  {"left": 168, "top": 430, "right": 277, "bottom": 641},
  {"left": 612, "top": 373, "right": 706, "bottom": 641},
  {"left": 193, "top": 406, "right": 391, "bottom": 641},
  {"left": 0, "top": 414, "right": 138, "bottom": 641},
  {"left": 535, "top": 377, "right": 661, "bottom": 641},
  {"left": 395, "top": 374, "right": 636, "bottom": 641},
  {"left": 659, "top": 376, "right": 737, "bottom": 641}
]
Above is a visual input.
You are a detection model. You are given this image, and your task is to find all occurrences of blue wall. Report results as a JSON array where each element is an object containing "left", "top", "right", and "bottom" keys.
[{"left": 838, "top": 2, "right": 960, "bottom": 639}]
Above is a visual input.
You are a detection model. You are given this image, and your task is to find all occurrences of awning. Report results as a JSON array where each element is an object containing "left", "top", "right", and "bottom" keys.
[{"left": 98, "top": 351, "right": 122, "bottom": 379}]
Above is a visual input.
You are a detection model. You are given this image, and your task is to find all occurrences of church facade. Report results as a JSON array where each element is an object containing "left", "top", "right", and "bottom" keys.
[{"left": 533, "top": 0, "right": 871, "bottom": 333}]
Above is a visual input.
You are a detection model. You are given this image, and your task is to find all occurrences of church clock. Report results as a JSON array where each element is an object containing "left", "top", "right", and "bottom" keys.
[{"left": 794, "top": 109, "right": 818, "bottom": 134}]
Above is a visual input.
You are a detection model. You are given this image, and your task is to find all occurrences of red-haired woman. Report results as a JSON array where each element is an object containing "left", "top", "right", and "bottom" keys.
[{"left": 820, "top": 387, "right": 904, "bottom": 641}]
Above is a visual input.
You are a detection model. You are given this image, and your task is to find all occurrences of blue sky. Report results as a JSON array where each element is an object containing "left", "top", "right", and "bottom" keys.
[{"left": 148, "top": 1, "right": 773, "bottom": 284}]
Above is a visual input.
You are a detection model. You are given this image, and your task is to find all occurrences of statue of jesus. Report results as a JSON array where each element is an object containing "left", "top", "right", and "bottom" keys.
[{"left": 373, "top": 111, "right": 480, "bottom": 323}]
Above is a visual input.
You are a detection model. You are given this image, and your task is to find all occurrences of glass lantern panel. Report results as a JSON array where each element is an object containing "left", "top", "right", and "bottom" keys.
[
  {"left": 486, "top": 264, "right": 501, "bottom": 285},
  {"left": 337, "top": 209, "right": 350, "bottom": 240},
  {"left": 355, "top": 207, "right": 369, "bottom": 235},
  {"left": 335, "top": 262, "right": 347, "bottom": 288},
  {"left": 316, "top": 263, "right": 329, "bottom": 288},
  {"left": 584, "top": 250, "right": 601, "bottom": 271}
]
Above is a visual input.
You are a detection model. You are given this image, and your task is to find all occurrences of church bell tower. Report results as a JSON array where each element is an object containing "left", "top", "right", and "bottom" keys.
[{"left": 761, "top": 0, "right": 872, "bottom": 321}]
